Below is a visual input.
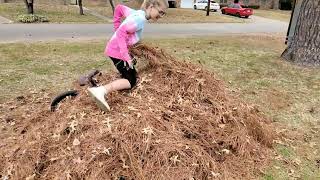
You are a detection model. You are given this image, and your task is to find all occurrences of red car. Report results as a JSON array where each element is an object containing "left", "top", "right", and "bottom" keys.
[{"left": 221, "top": 3, "right": 253, "bottom": 18}]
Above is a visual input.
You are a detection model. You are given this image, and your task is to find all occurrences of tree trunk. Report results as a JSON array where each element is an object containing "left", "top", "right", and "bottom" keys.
[
  {"left": 79, "top": 0, "right": 84, "bottom": 15},
  {"left": 24, "top": 0, "right": 34, "bottom": 14},
  {"left": 109, "top": 0, "right": 115, "bottom": 15},
  {"left": 281, "top": 0, "right": 320, "bottom": 66},
  {"left": 206, "top": 0, "right": 210, "bottom": 16},
  {"left": 273, "top": 0, "right": 279, "bottom": 9}
]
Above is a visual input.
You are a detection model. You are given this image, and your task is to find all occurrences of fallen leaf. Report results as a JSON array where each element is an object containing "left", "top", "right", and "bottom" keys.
[
  {"left": 73, "top": 157, "right": 83, "bottom": 164},
  {"left": 9, "top": 106, "right": 17, "bottom": 110},
  {"left": 69, "top": 120, "right": 78, "bottom": 133},
  {"left": 288, "top": 169, "right": 295, "bottom": 176},
  {"left": 102, "top": 147, "right": 112, "bottom": 156},
  {"left": 221, "top": 149, "right": 230, "bottom": 155},
  {"left": 169, "top": 155, "right": 180, "bottom": 165},
  {"left": 128, "top": 106, "right": 138, "bottom": 111},
  {"left": 52, "top": 133, "right": 60, "bottom": 140},
  {"left": 142, "top": 126, "right": 153, "bottom": 135},
  {"left": 103, "top": 118, "right": 112, "bottom": 133},
  {"left": 211, "top": 171, "right": 221, "bottom": 177},
  {"left": 26, "top": 174, "right": 36, "bottom": 180},
  {"left": 191, "top": 163, "right": 199, "bottom": 166},
  {"left": 218, "top": 124, "right": 226, "bottom": 128},
  {"left": 66, "top": 171, "right": 72, "bottom": 180},
  {"left": 293, "top": 158, "right": 301, "bottom": 166},
  {"left": 50, "top": 157, "right": 59, "bottom": 162},
  {"left": 73, "top": 138, "right": 80, "bottom": 146},
  {"left": 99, "top": 162, "right": 103, "bottom": 167}
]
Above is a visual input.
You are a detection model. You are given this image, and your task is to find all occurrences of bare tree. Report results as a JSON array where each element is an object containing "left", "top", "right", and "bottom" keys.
[
  {"left": 206, "top": 0, "right": 210, "bottom": 16},
  {"left": 24, "top": 0, "right": 34, "bottom": 14},
  {"left": 273, "top": 0, "right": 279, "bottom": 9},
  {"left": 109, "top": 0, "right": 115, "bottom": 15},
  {"left": 281, "top": 0, "right": 320, "bottom": 66},
  {"left": 79, "top": 0, "right": 84, "bottom": 15}
]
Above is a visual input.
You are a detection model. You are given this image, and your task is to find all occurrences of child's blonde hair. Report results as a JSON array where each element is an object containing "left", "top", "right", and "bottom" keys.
[{"left": 141, "top": 0, "right": 169, "bottom": 10}]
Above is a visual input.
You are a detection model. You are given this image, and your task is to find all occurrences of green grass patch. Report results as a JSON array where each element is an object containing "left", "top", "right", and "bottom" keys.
[
  {"left": 0, "top": 3, "right": 105, "bottom": 23},
  {"left": 277, "top": 144, "right": 294, "bottom": 158},
  {"left": 0, "top": 41, "right": 111, "bottom": 102}
]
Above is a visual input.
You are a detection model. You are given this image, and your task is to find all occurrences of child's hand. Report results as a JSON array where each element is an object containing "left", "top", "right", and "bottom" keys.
[
  {"left": 125, "top": 57, "right": 136, "bottom": 69},
  {"left": 125, "top": 58, "right": 137, "bottom": 69},
  {"left": 127, "top": 59, "right": 134, "bottom": 69}
]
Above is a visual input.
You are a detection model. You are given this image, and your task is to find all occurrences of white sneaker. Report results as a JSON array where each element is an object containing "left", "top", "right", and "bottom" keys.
[{"left": 87, "top": 86, "right": 110, "bottom": 111}]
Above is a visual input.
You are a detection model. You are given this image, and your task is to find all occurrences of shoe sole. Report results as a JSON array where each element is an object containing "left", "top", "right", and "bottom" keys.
[{"left": 87, "top": 88, "right": 110, "bottom": 112}]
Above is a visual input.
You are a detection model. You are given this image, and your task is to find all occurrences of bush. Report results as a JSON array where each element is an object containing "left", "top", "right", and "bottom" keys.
[{"left": 17, "top": 14, "right": 49, "bottom": 23}]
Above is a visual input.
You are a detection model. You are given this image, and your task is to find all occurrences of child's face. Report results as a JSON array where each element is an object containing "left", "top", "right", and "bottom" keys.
[{"left": 147, "top": 4, "right": 167, "bottom": 21}]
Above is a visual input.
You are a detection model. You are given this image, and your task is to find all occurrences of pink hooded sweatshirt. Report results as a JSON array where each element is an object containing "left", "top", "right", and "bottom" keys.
[{"left": 104, "top": 5, "right": 147, "bottom": 62}]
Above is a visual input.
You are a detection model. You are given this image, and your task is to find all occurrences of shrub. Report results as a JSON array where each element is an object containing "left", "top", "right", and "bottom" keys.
[{"left": 17, "top": 14, "right": 49, "bottom": 23}]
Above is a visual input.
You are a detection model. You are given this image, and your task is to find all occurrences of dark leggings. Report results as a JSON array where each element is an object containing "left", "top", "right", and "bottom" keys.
[{"left": 110, "top": 57, "right": 137, "bottom": 88}]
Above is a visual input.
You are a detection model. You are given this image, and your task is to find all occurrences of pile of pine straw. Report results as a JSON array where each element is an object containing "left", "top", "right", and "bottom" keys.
[{"left": 0, "top": 44, "right": 274, "bottom": 179}]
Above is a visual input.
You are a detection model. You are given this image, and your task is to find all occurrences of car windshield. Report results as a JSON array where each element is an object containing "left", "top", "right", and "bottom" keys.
[{"left": 233, "top": 4, "right": 241, "bottom": 8}]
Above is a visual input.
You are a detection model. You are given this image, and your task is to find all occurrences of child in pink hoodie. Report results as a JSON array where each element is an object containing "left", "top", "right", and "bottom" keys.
[{"left": 88, "top": 0, "right": 168, "bottom": 111}]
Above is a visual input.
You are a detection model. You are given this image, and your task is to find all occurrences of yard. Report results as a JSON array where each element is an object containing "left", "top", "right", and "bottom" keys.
[
  {"left": 0, "top": 35, "right": 319, "bottom": 179},
  {"left": 0, "top": 2, "right": 245, "bottom": 23},
  {"left": 0, "top": 3, "right": 106, "bottom": 23},
  {"left": 89, "top": 6, "right": 245, "bottom": 23},
  {"left": 254, "top": 9, "right": 291, "bottom": 22}
]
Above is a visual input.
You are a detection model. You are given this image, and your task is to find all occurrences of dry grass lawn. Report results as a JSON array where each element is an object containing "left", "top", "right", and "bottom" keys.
[
  {"left": 254, "top": 9, "right": 291, "bottom": 22},
  {"left": 0, "top": 36, "right": 319, "bottom": 179}
]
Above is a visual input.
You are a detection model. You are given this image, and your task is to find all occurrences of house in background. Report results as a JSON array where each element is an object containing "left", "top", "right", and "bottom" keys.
[{"left": 180, "top": 0, "right": 193, "bottom": 8}]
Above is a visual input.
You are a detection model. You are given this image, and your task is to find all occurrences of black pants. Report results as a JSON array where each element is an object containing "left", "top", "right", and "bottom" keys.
[{"left": 110, "top": 57, "right": 137, "bottom": 88}]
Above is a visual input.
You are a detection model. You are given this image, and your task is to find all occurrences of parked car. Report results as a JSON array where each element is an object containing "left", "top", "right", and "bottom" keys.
[
  {"left": 193, "top": 1, "right": 220, "bottom": 12},
  {"left": 221, "top": 3, "right": 253, "bottom": 18}
]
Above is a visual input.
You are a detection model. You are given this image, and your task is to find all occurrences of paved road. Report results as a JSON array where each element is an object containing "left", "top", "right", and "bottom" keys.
[{"left": 0, "top": 16, "right": 288, "bottom": 43}]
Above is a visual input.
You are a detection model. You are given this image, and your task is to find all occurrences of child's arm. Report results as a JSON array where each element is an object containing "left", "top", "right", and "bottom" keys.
[
  {"left": 113, "top": 5, "right": 133, "bottom": 31},
  {"left": 116, "top": 19, "right": 142, "bottom": 62}
]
